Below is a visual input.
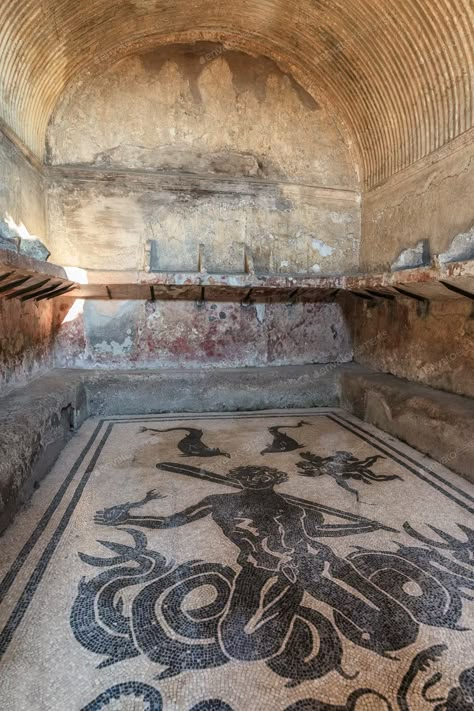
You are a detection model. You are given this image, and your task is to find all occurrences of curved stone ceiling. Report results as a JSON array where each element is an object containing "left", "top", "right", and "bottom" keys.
[{"left": 0, "top": 0, "right": 472, "bottom": 188}]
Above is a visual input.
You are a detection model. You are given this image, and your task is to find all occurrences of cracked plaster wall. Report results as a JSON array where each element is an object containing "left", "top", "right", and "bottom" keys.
[
  {"left": 56, "top": 300, "right": 353, "bottom": 369},
  {"left": 341, "top": 294, "right": 474, "bottom": 399},
  {"left": 46, "top": 45, "right": 358, "bottom": 370},
  {"left": 361, "top": 131, "right": 474, "bottom": 271},
  {"left": 0, "top": 132, "right": 46, "bottom": 248},
  {"left": 0, "top": 297, "right": 69, "bottom": 393},
  {"left": 0, "top": 132, "right": 67, "bottom": 392},
  {"left": 46, "top": 45, "right": 361, "bottom": 275},
  {"left": 341, "top": 128, "right": 474, "bottom": 400}
]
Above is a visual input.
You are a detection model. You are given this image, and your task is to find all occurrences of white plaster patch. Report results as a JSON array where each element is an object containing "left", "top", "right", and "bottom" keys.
[
  {"left": 391, "top": 240, "right": 429, "bottom": 271},
  {"left": 438, "top": 227, "right": 474, "bottom": 263},
  {"left": 255, "top": 303, "right": 266, "bottom": 324},
  {"left": 311, "top": 239, "right": 334, "bottom": 257},
  {"left": 311, "top": 263, "right": 321, "bottom": 273},
  {"left": 93, "top": 337, "right": 133, "bottom": 356}
]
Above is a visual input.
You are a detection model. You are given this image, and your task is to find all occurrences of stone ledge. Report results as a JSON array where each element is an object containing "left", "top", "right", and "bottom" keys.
[
  {"left": 81, "top": 364, "right": 340, "bottom": 415},
  {"left": 0, "top": 371, "right": 88, "bottom": 532},
  {"left": 339, "top": 364, "right": 474, "bottom": 484},
  {"left": 0, "top": 364, "right": 340, "bottom": 534},
  {"left": 1, "top": 363, "right": 472, "bottom": 535}
]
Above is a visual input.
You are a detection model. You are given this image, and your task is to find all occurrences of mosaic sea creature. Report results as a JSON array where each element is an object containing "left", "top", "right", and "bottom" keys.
[
  {"left": 140, "top": 426, "right": 231, "bottom": 458},
  {"left": 261, "top": 421, "right": 311, "bottom": 455},
  {"left": 81, "top": 681, "right": 233, "bottom": 711},
  {"left": 297, "top": 450, "right": 402, "bottom": 500},
  {"left": 284, "top": 645, "right": 474, "bottom": 710},
  {"left": 81, "top": 647, "right": 474, "bottom": 710}
]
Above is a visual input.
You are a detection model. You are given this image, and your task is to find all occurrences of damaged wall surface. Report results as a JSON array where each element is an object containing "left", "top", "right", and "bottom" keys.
[
  {"left": 0, "top": 131, "right": 65, "bottom": 393},
  {"left": 0, "top": 297, "right": 68, "bottom": 392},
  {"left": 361, "top": 130, "right": 474, "bottom": 270},
  {"left": 0, "top": 131, "right": 46, "bottom": 251},
  {"left": 56, "top": 300, "right": 352, "bottom": 369},
  {"left": 0, "top": 12, "right": 472, "bottom": 397},
  {"left": 342, "top": 294, "right": 474, "bottom": 399},
  {"left": 46, "top": 46, "right": 360, "bottom": 276}
]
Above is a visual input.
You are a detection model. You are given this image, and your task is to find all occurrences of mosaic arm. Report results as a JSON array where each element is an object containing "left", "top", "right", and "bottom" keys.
[{"left": 94, "top": 497, "right": 214, "bottom": 528}]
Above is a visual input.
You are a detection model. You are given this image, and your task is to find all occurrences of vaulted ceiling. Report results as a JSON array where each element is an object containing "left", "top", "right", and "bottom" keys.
[{"left": 0, "top": 0, "right": 472, "bottom": 188}]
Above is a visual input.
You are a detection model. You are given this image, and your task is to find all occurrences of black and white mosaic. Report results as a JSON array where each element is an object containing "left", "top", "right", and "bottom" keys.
[{"left": 0, "top": 409, "right": 473, "bottom": 710}]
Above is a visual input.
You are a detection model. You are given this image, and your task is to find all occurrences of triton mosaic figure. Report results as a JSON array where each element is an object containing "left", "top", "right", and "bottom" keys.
[
  {"left": 1, "top": 412, "right": 473, "bottom": 710},
  {"left": 91, "top": 462, "right": 474, "bottom": 680}
]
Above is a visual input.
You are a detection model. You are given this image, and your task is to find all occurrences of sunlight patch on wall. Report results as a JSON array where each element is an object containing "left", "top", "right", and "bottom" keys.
[{"left": 62, "top": 266, "right": 88, "bottom": 323}]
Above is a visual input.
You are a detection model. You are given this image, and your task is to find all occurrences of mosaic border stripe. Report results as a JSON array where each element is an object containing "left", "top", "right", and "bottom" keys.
[
  {"left": 334, "top": 413, "right": 474, "bottom": 503},
  {"left": 0, "top": 421, "right": 105, "bottom": 606},
  {"left": 329, "top": 415, "right": 474, "bottom": 515},
  {"left": 0, "top": 424, "right": 113, "bottom": 657}
]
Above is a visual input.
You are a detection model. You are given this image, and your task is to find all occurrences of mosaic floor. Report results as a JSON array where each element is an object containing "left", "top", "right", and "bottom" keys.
[{"left": 0, "top": 409, "right": 473, "bottom": 711}]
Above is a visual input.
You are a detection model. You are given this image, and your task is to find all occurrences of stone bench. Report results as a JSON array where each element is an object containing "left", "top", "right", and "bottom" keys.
[
  {"left": 0, "top": 371, "right": 87, "bottom": 532},
  {"left": 0, "top": 364, "right": 339, "bottom": 533},
  {"left": 1, "top": 363, "right": 472, "bottom": 534},
  {"left": 340, "top": 364, "right": 474, "bottom": 485}
]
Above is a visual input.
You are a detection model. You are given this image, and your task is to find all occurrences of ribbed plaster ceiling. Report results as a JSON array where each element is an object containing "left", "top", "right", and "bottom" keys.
[{"left": 0, "top": 0, "right": 472, "bottom": 188}]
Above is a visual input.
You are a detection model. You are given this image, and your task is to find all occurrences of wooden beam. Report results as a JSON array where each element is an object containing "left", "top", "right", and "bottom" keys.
[
  {"left": 240, "top": 288, "right": 254, "bottom": 306},
  {"left": 38, "top": 284, "right": 76, "bottom": 301},
  {"left": 393, "top": 286, "right": 429, "bottom": 302},
  {"left": 0, "top": 276, "right": 31, "bottom": 295},
  {"left": 439, "top": 280, "right": 474, "bottom": 300},
  {"left": 366, "top": 289, "right": 396, "bottom": 300},
  {"left": 20, "top": 281, "right": 63, "bottom": 301},
  {"left": 287, "top": 288, "right": 300, "bottom": 303},
  {"left": 349, "top": 290, "right": 375, "bottom": 301},
  {"left": 7, "top": 278, "right": 51, "bottom": 299}
]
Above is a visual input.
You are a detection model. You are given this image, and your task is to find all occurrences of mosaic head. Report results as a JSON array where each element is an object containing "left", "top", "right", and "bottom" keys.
[{"left": 228, "top": 465, "right": 288, "bottom": 490}]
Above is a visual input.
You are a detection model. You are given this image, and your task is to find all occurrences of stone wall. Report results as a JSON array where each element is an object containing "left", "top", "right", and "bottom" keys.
[
  {"left": 0, "top": 297, "right": 68, "bottom": 392},
  {"left": 44, "top": 45, "right": 359, "bottom": 373},
  {"left": 349, "top": 131, "right": 474, "bottom": 398},
  {"left": 341, "top": 294, "right": 474, "bottom": 399},
  {"left": 0, "top": 130, "right": 46, "bottom": 248},
  {"left": 0, "top": 130, "right": 68, "bottom": 393},
  {"left": 55, "top": 299, "right": 352, "bottom": 369},
  {"left": 361, "top": 130, "right": 474, "bottom": 271},
  {"left": 46, "top": 45, "right": 360, "bottom": 275}
]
